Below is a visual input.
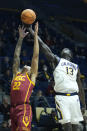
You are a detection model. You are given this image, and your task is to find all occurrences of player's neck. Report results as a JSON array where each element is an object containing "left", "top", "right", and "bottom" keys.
[{"left": 21, "top": 70, "right": 26, "bottom": 75}]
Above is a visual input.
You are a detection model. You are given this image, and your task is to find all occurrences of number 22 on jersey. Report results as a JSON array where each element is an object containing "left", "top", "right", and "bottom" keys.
[{"left": 13, "top": 82, "right": 21, "bottom": 90}]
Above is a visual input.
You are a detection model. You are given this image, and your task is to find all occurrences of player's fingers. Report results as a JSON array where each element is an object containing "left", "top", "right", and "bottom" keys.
[
  {"left": 22, "top": 25, "right": 26, "bottom": 30},
  {"left": 22, "top": 25, "right": 24, "bottom": 29},
  {"left": 36, "top": 21, "right": 38, "bottom": 26},
  {"left": 37, "top": 22, "right": 38, "bottom": 30},
  {"left": 23, "top": 27, "right": 26, "bottom": 31},
  {"left": 36, "top": 22, "right": 38, "bottom": 28},
  {"left": 35, "top": 22, "right": 38, "bottom": 32}
]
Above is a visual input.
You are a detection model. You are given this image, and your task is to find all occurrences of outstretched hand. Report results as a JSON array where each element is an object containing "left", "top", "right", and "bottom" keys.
[
  {"left": 18, "top": 25, "right": 29, "bottom": 39},
  {"left": 28, "top": 22, "right": 39, "bottom": 35}
]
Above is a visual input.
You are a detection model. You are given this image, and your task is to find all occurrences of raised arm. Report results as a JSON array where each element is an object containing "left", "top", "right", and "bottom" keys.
[
  {"left": 30, "top": 22, "right": 39, "bottom": 84},
  {"left": 29, "top": 26, "right": 59, "bottom": 66},
  {"left": 12, "top": 26, "right": 28, "bottom": 79},
  {"left": 77, "top": 68, "right": 86, "bottom": 114}
]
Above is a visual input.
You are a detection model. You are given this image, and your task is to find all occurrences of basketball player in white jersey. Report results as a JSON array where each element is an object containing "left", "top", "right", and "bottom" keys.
[{"left": 29, "top": 26, "right": 86, "bottom": 131}]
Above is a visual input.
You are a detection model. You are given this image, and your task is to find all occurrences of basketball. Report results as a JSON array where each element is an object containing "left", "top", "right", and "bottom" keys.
[{"left": 21, "top": 9, "right": 36, "bottom": 24}]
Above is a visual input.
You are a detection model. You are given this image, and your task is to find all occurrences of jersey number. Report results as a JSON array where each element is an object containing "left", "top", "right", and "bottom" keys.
[
  {"left": 66, "top": 67, "right": 73, "bottom": 75},
  {"left": 13, "top": 82, "right": 21, "bottom": 90}
]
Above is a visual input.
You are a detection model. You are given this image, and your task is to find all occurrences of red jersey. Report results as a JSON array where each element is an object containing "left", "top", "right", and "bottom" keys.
[{"left": 10, "top": 72, "right": 35, "bottom": 106}]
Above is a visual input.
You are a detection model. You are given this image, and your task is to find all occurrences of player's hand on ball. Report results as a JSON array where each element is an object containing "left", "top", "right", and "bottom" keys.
[
  {"left": 34, "top": 22, "right": 38, "bottom": 34},
  {"left": 28, "top": 22, "right": 39, "bottom": 35},
  {"left": 18, "top": 25, "right": 29, "bottom": 39}
]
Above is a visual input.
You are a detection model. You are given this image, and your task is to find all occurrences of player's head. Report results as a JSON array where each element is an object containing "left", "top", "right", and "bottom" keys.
[
  {"left": 61, "top": 48, "right": 73, "bottom": 61},
  {"left": 21, "top": 65, "right": 31, "bottom": 74}
]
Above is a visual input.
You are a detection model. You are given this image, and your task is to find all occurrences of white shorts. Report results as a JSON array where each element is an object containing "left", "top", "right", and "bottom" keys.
[{"left": 55, "top": 95, "right": 83, "bottom": 124}]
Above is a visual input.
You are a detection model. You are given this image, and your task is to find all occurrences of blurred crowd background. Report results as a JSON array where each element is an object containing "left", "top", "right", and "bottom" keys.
[{"left": 0, "top": 0, "right": 87, "bottom": 131}]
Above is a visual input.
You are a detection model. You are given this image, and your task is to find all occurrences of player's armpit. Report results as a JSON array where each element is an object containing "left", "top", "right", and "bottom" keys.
[{"left": 30, "top": 73, "right": 36, "bottom": 84}]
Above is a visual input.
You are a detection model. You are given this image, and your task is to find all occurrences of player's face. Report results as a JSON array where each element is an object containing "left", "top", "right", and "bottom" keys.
[{"left": 63, "top": 54, "right": 71, "bottom": 61}]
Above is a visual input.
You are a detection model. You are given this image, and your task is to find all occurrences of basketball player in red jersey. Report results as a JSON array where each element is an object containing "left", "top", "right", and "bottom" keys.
[{"left": 10, "top": 22, "right": 39, "bottom": 131}]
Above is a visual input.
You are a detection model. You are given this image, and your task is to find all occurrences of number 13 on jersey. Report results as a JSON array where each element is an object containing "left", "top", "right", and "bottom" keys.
[{"left": 66, "top": 67, "right": 73, "bottom": 75}]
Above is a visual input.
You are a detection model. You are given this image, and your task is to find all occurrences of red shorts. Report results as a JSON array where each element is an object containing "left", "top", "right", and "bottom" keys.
[{"left": 10, "top": 104, "right": 32, "bottom": 131}]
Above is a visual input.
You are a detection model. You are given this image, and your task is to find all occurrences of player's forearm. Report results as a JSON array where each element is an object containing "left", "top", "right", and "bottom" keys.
[
  {"left": 33, "top": 32, "right": 39, "bottom": 58},
  {"left": 78, "top": 79, "right": 86, "bottom": 107},
  {"left": 77, "top": 70, "right": 86, "bottom": 107},
  {"left": 29, "top": 27, "right": 56, "bottom": 62},
  {"left": 14, "top": 37, "right": 23, "bottom": 58},
  {"left": 30, "top": 32, "right": 39, "bottom": 77},
  {"left": 39, "top": 37, "right": 52, "bottom": 54},
  {"left": 79, "top": 86, "right": 86, "bottom": 107},
  {"left": 29, "top": 28, "right": 52, "bottom": 54}
]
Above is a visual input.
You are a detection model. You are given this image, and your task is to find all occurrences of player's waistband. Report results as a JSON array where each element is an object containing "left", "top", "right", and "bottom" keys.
[
  {"left": 11, "top": 102, "right": 30, "bottom": 108},
  {"left": 55, "top": 92, "right": 78, "bottom": 96}
]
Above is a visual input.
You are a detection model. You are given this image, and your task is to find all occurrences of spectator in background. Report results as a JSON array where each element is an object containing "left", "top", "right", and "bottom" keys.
[
  {"left": 38, "top": 61, "right": 51, "bottom": 82},
  {"left": 2, "top": 56, "right": 11, "bottom": 74},
  {"left": 39, "top": 59, "right": 45, "bottom": 70},
  {"left": 25, "top": 33, "right": 34, "bottom": 45},
  {"left": 80, "top": 75, "right": 87, "bottom": 89},
  {"left": 59, "top": 38, "right": 64, "bottom": 51},
  {"left": 33, "top": 90, "right": 50, "bottom": 120},
  {"left": 0, "top": 37, "right": 6, "bottom": 56},
  {"left": 4, "top": 69, "right": 12, "bottom": 82},
  {"left": 51, "top": 37, "right": 57, "bottom": 50},
  {"left": 0, "top": 95, "right": 10, "bottom": 128},
  {"left": 3, "top": 69, "right": 12, "bottom": 93},
  {"left": 12, "top": 28, "right": 18, "bottom": 42},
  {"left": 42, "top": 65, "right": 50, "bottom": 81},
  {"left": 4, "top": 57, "right": 10, "bottom": 68},
  {"left": 21, "top": 50, "right": 28, "bottom": 66},
  {"left": 0, "top": 29, "right": 4, "bottom": 39},
  {"left": 79, "top": 48, "right": 86, "bottom": 60},
  {"left": 34, "top": 90, "right": 50, "bottom": 108},
  {"left": 46, "top": 80, "right": 55, "bottom": 97},
  {"left": 44, "top": 27, "right": 49, "bottom": 38},
  {"left": 0, "top": 86, "right": 5, "bottom": 104},
  {"left": 45, "top": 34, "right": 53, "bottom": 47}
]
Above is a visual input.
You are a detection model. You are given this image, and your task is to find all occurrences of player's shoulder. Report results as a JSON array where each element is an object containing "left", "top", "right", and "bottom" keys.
[
  {"left": 17, "top": 72, "right": 21, "bottom": 74},
  {"left": 26, "top": 72, "right": 35, "bottom": 86},
  {"left": 54, "top": 55, "right": 60, "bottom": 62},
  {"left": 12, "top": 72, "right": 21, "bottom": 80},
  {"left": 61, "top": 58, "right": 79, "bottom": 69}
]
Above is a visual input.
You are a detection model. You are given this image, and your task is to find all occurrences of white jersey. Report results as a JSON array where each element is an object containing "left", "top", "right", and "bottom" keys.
[{"left": 53, "top": 58, "right": 79, "bottom": 93}]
